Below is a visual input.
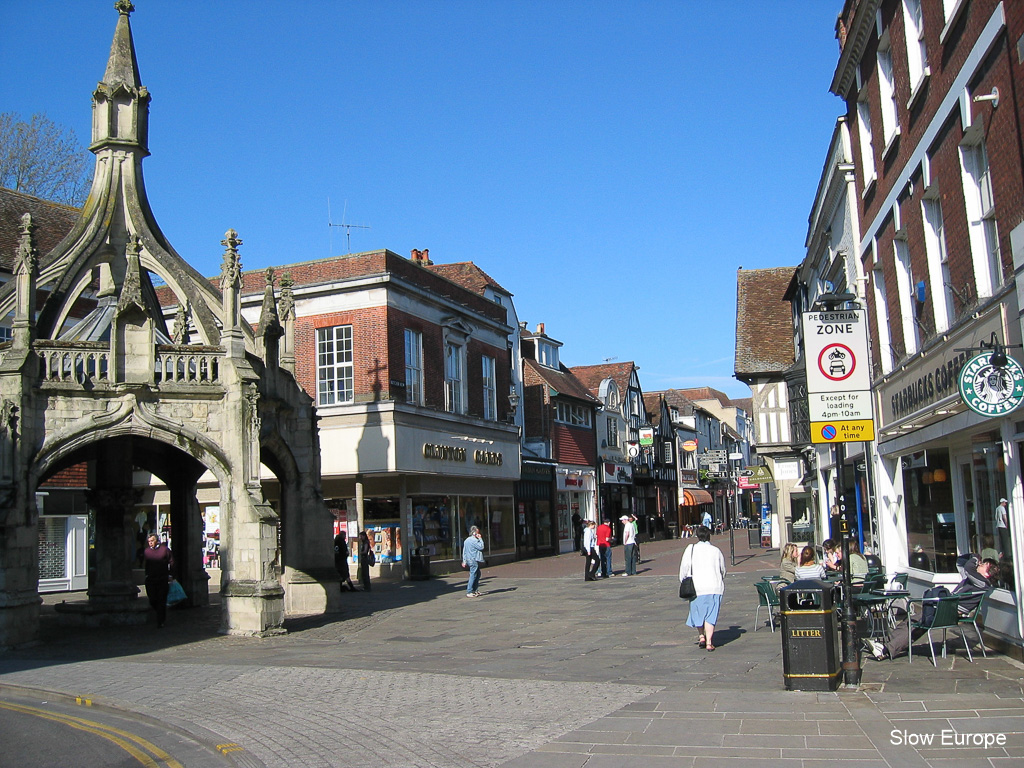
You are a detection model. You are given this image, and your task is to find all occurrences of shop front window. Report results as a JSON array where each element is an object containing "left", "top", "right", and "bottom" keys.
[
  {"left": 411, "top": 496, "right": 454, "bottom": 560},
  {"left": 790, "top": 495, "right": 815, "bottom": 544},
  {"left": 364, "top": 497, "right": 402, "bottom": 564},
  {"left": 488, "top": 497, "right": 515, "bottom": 555},
  {"left": 966, "top": 437, "right": 1012, "bottom": 590},
  {"left": 903, "top": 448, "right": 955, "bottom": 572}
]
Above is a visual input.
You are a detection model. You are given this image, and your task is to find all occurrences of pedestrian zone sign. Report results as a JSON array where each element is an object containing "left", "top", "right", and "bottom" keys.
[{"left": 802, "top": 309, "right": 875, "bottom": 444}]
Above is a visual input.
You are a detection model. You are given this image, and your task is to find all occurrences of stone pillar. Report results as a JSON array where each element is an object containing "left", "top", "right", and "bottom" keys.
[
  {"left": 85, "top": 485, "right": 141, "bottom": 607},
  {"left": 169, "top": 482, "right": 209, "bottom": 607}
]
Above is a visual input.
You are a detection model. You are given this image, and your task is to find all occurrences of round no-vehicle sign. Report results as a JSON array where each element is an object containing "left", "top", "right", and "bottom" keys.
[{"left": 802, "top": 310, "right": 871, "bottom": 392}]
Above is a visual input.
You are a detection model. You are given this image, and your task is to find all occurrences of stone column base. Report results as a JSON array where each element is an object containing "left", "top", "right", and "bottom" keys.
[
  {"left": 220, "top": 579, "right": 286, "bottom": 636},
  {"left": 0, "top": 593, "right": 42, "bottom": 650},
  {"left": 283, "top": 568, "right": 342, "bottom": 615}
]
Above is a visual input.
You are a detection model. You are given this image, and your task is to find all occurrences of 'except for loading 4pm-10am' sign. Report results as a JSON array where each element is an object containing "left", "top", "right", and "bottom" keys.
[{"left": 801, "top": 309, "right": 875, "bottom": 444}]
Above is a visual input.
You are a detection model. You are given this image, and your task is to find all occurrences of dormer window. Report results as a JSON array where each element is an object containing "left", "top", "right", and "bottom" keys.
[{"left": 537, "top": 340, "right": 559, "bottom": 368}]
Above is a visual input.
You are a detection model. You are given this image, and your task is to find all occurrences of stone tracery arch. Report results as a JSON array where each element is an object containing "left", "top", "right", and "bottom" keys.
[{"left": 0, "top": 4, "right": 333, "bottom": 649}]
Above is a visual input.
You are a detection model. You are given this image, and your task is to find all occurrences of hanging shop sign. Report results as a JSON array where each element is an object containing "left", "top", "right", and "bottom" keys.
[
  {"left": 958, "top": 353, "right": 1024, "bottom": 417},
  {"left": 681, "top": 440, "right": 698, "bottom": 452}
]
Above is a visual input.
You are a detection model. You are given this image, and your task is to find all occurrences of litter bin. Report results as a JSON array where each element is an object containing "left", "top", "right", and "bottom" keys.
[
  {"left": 779, "top": 579, "right": 841, "bottom": 691},
  {"left": 409, "top": 547, "right": 430, "bottom": 580},
  {"left": 666, "top": 522, "right": 678, "bottom": 539},
  {"left": 747, "top": 527, "right": 760, "bottom": 548}
]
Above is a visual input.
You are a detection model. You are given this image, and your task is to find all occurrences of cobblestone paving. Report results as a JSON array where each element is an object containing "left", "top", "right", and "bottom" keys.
[{"left": 2, "top": 535, "right": 1023, "bottom": 767}]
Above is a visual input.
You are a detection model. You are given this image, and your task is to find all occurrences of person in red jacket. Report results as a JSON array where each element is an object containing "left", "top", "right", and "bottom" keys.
[{"left": 597, "top": 519, "right": 614, "bottom": 578}]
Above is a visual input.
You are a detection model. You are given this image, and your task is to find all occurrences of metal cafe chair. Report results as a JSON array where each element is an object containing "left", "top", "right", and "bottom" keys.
[
  {"left": 909, "top": 595, "right": 972, "bottom": 665},
  {"left": 754, "top": 581, "right": 781, "bottom": 632},
  {"left": 957, "top": 591, "right": 990, "bottom": 658}
]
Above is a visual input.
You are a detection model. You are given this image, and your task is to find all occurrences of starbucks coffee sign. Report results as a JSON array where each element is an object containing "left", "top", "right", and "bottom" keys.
[{"left": 958, "top": 353, "right": 1024, "bottom": 417}]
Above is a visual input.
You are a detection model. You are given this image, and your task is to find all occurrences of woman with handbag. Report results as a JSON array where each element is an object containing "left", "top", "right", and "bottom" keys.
[{"left": 679, "top": 524, "right": 726, "bottom": 651}]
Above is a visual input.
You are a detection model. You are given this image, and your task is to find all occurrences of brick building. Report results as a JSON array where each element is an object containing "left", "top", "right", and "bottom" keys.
[
  {"left": 237, "top": 248, "right": 522, "bottom": 575},
  {"left": 832, "top": 0, "right": 1024, "bottom": 652},
  {"left": 520, "top": 324, "right": 600, "bottom": 553}
]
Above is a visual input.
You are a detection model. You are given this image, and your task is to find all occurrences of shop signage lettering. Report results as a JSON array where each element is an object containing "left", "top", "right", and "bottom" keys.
[
  {"left": 958, "top": 353, "right": 1024, "bottom": 417},
  {"left": 473, "top": 450, "right": 503, "bottom": 466},
  {"left": 422, "top": 443, "right": 467, "bottom": 462},
  {"left": 890, "top": 351, "right": 970, "bottom": 420}
]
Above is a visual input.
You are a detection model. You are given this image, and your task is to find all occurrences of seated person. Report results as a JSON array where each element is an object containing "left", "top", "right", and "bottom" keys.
[
  {"left": 794, "top": 545, "right": 826, "bottom": 580},
  {"left": 779, "top": 542, "right": 799, "bottom": 584},
  {"left": 864, "top": 557, "right": 998, "bottom": 660},
  {"left": 822, "top": 539, "right": 841, "bottom": 571},
  {"left": 841, "top": 540, "right": 869, "bottom": 578}
]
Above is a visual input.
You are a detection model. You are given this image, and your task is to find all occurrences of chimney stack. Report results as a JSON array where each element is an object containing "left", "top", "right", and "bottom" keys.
[
  {"left": 410, "top": 248, "right": 433, "bottom": 266},
  {"left": 537, "top": 322, "right": 545, "bottom": 335}
]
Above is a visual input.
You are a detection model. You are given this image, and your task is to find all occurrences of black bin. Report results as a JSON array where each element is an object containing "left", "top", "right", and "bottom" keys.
[
  {"left": 780, "top": 579, "right": 840, "bottom": 691},
  {"left": 409, "top": 548, "right": 430, "bottom": 580}
]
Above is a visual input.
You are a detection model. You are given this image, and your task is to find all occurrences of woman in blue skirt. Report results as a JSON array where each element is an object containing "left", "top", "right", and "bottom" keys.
[{"left": 679, "top": 525, "right": 726, "bottom": 651}]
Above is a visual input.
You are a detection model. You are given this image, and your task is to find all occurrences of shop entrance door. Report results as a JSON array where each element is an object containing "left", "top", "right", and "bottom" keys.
[{"left": 956, "top": 456, "right": 976, "bottom": 566}]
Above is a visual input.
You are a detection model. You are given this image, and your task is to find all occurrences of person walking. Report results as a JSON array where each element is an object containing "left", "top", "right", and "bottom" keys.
[
  {"left": 462, "top": 525, "right": 485, "bottom": 596},
  {"left": 597, "top": 518, "right": 613, "bottom": 578},
  {"left": 571, "top": 511, "right": 584, "bottom": 553},
  {"left": 334, "top": 530, "right": 355, "bottom": 591},
  {"left": 996, "top": 498, "right": 1011, "bottom": 562},
  {"left": 701, "top": 509, "right": 713, "bottom": 530},
  {"left": 358, "top": 531, "right": 375, "bottom": 592},
  {"left": 143, "top": 533, "right": 174, "bottom": 628},
  {"left": 620, "top": 515, "right": 637, "bottom": 575},
  {"left": 582, "top": 520, "right": 600, "bottom": 581},
  {"left": 679, "top": 525, "right": 726, "bottom": 651}
]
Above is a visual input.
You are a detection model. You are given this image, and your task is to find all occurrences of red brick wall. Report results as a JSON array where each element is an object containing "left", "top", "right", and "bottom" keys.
[
  {"left": 553, "top": 423, "right": 597, "bottom": 466},
  {"left": 41, "top": 462, "right": 88, "bottom": 487}
]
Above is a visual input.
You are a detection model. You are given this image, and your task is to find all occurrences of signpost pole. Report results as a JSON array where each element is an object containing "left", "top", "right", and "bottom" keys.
[{"left": 835, "top": 441, "right": 861, "bottom": 686}]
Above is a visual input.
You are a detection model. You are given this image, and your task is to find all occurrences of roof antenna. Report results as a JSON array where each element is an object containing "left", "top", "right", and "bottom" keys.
[{"left": 328, "top": 199, "right": 371, "bottom": 255}]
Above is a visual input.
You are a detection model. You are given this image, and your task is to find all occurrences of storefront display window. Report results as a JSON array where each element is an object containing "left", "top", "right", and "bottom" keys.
[
  {"left": 411, "top": 496, "right": 454, "bottom": 560},
  {"left": 965, "top": 436, "right": 1012, "bottom": 590},
  {"left": 903, "top": 448, "right": 955, "bottom": 572},
  {"left": 790, "top": 495, "right": 815, "bottom": 544},
  {"left": 488, "top": 496, "right": 515, "bottom": 555}
]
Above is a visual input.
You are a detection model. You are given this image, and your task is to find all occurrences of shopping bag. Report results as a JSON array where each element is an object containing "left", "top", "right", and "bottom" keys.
[{"left": 167, "top": 579, "right": 187, "bottom": 606}]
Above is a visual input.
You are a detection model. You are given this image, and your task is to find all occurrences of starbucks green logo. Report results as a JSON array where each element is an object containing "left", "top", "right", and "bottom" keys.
[{"left": 958, "top": 353, "right": 1024, "bottom": 417}]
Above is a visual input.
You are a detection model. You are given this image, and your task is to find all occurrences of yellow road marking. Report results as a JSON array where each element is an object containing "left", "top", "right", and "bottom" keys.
[
  {"left": 217, "top": 743, "right": 244, "bottom": 754},
  {"left": 0, "top": 700, "right": 184, "bottom": 768}
]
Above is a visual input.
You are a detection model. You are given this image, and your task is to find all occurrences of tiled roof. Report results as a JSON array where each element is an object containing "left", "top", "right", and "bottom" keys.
[
  {"left": 570, "top": 361, "right": 636, "bottom": 396},
  {"left": 735, "top": 267, "right": 796, "bottom": 378},
  {"left": 427, "top": 261, "right": 510, "bottom": 297},
  {"left": 642, "top": 392, "right": 664, "bottom": 425},
  {"left": 524, "top": 359, "right": 601, "bottom": 404},
  {"left": 0, "top": 187, "right": 80, "bottom": 272},
  {"left": 732, "top": 397, "right": 753, "bottom": 413},
  {"left": 649, "top": 389, "right": 696, "bottom": 415},
  {"left": 671, "top": 386, "right": 739, "bottom": 408}
]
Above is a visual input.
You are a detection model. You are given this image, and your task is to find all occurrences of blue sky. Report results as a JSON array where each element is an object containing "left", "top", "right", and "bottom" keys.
[{"left": 1, "top": 1, "right": 843, "bottom": 400}]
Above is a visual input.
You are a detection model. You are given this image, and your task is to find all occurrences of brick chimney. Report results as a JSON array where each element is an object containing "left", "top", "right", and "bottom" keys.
[
  {"left": 410, "top": 248, "right": 433, "bottom": 266},
  {"left": 537, "top": 322, "right": 545, "bottom": 335}
]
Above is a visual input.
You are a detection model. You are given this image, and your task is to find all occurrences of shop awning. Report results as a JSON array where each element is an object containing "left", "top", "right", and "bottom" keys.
[{"left": 682, "top": 489, "right": 713, "bottom": 506}]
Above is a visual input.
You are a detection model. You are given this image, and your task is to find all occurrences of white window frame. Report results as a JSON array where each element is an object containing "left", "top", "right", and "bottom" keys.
[
  {"left": 316, "top": 325, "right": 354, "bottom": 406},
  {"left": 902, "top": 0, "right": 929, "bottom": 105},
  {"left": 922, "top": 194, "right": 955, "bottom": 332},
  {"left": 872, "top": 257, "right": 894, "bottom": 375},
  {"left": 893, "top": 237, "right": 918, "bottom": 355},
  {"left": 482, "top": 355, "right": 497, "bottom": 421},
  {"left": 444, "top": 341, "right": 466, "bottom": 414},
  {"left": 404, "top": 329, "right": 423, "bottom": 405},
  {"left": 0, "top": 326, "right": 12, "bottom": 343},
  {"left": 607, "top": 415, "right": 619, "bottom": 448},
  {"left": 959, "top": 133, "right": 1001, "bottom": 297},
  {"left": 556, "top": 401, "right": 592, "bottom": 428},
  {"left": 537, "top": 340, "right": 559, "bottom": 368},
  {"left": 856, "top": 97, "right": 877, "bottom": 190},
  {"left": 877, "top": 34, "right": 900, "bottom": 152}
]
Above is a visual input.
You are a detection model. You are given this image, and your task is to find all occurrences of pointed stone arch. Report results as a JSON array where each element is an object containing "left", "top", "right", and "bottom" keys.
[{"left": 0, "top": 4, "right": 333, "bottom": 649}]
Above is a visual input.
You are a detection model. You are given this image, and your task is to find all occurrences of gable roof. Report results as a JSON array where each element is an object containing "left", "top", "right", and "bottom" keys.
[
  {"left": 0, "top": 187, "right": 80, "bottom": 272},
  {"left": 642, "top": 392, "right": 664, "bottom": 425},
  {"left": 569, "top": 361, "right": 636, "bottom": 396},
  {"left": 735, "top": 267, "right": 797, "bottom": 378},
  {"left": 671, "top": 386, "right": 739, "bottom": 408},
  {"left": 524, "top": 358, "right": 601, "bottom": 404}
]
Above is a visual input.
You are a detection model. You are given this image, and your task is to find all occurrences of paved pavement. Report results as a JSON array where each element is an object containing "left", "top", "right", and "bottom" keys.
[{"left": 1, "top": 532, "right": 1023, "bottom": 767}]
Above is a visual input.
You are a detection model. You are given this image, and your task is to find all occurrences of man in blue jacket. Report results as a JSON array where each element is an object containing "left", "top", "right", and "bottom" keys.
[{"left": 462, "top": 525, "right": 485, "bottom": 597}]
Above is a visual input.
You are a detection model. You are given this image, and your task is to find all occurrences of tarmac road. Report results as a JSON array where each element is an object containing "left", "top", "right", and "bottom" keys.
[{"left": 1, "top": 533, "right": 1023, "bottom": 767}]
